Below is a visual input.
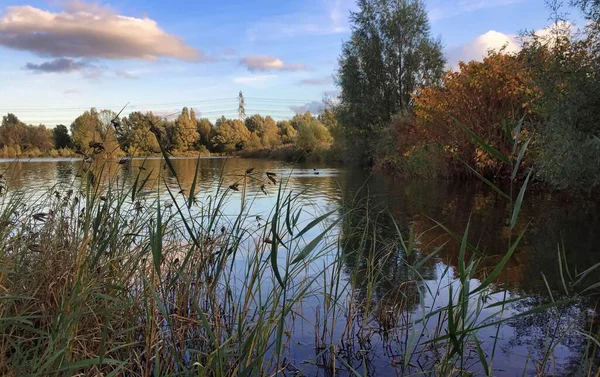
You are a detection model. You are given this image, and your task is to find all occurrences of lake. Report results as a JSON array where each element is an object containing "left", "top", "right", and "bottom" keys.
[{"left": 1, "top": 156, "right": 599, "bottom": 376}]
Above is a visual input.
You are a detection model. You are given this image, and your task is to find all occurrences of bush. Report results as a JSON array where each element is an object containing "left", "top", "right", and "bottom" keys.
[{"left": 404, "top": 144, "right": 448, "bottom": 179}]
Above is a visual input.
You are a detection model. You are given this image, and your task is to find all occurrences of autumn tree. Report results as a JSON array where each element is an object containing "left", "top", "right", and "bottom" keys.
[
  {"left": 0, "top": 114, "right": 54, "bottom": 155},
  {"left": 71, "top": 108, "right": 122, "bottom": 157},
  {"left": 196, "top": 118, "right": 213, "bottom": 147},
  {"left": 336, "top": 0, "right": 445, "bottom": 163},
  {"left": 277, "top": 121, "right": 297, "bottom": 144},
  {"left": 245, "top": 114, "right": 264, "bottom": 133},
  {"left": 28, "top": 125, "right": 54, "bottom": 153},
  {"left": 413, "top": 50, "right": 538, "bottom": 176},
  {"left": 121, "top": 112, "right": 162, "bottom": 155},
  {"left": 171, "top": 107, "right": 200, "bottom": 152},
  {"left": 256, "top": 116, "right": 281, "bottom": 148},
  {"left": 0, "top": 114, "right": 26, "bottom": 148},
  {"left": 210, "top": 116, "right": 251, "bottom": 152}
]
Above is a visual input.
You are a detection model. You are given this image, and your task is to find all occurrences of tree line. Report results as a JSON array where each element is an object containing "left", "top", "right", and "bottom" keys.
[
  {"left": 333, "top": 0, "right": 600, "bottom": 190},
  {"left": 0, "top": 107, "right": 333, "bottom": 159}
]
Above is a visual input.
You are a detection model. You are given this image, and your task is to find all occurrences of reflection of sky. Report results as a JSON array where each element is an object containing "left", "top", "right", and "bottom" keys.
[{"left": 0, "top": 157, "right": 597, "bottom": 376}]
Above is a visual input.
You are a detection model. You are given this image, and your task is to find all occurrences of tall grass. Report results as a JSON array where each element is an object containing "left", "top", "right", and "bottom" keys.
[{"left": 0, "top": 120, "right": 598, "bottom": 376}]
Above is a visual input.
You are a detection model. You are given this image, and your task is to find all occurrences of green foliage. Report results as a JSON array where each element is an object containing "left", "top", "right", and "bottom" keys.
[
  {"left": 120, "top": 111, "right": 162, "bottom": 155},
  {"left": 71, "top": 108, "right": 122, "bottom": 157},
  {"left": 404, "top": 144, "right": 448, "bottom": 179},
  {"left": 196, "top": 117, "right": 212, "bottom": 147},
  {"left": 276, "top": 120, "right": 297, "bottom": 144},
  {"left": 291, "top": 112, "right": 332, "bottom": 151},
  {"left": 522, "top": 18, "right": 600, "bottom": 189},
  {"left": 336, "top": 0, "right": 445, "bottom": 164},
  {"left": 171, "top": 107, "right": 200, "bottom": 152},
  {"left": 210, "top": 116, "right": 251, "bottom": 152},
  {"left": 52, "top": 125, "right": 72, "bottom": 150},
  {"left": 257, "top": 116, "right": 281, "bottom": 148}
]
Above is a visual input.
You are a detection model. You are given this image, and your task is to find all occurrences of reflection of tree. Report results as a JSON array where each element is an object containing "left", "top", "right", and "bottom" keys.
[
  {"left": 504, "top": 297, "right": 600, "bottom": 375},
  {"left": 336, "top": 181, "right": 433, "bottom": 325},
  {"left": 332, "top": 172, "right": 600, "bottom": 374}
]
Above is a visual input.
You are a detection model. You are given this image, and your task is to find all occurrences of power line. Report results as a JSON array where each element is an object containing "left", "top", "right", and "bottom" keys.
[
  {"left": 0, "top": 98, "right": 239, "bottom": 113},
  {"left": 0, "top": 97, "right": 318, "bottom": 112}
]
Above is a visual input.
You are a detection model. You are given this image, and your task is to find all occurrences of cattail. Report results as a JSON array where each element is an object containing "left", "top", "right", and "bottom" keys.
[{"left": 32, "top": 213, "right": 48, "bottom": 221}]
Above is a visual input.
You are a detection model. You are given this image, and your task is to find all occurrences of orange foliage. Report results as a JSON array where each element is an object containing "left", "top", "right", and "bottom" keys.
[{"left": 412, "top": 50, "right": 539, "bottom": 176}]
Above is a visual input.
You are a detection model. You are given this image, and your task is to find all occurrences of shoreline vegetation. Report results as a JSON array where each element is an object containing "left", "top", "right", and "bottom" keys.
[{"left": 1, "top": 121, "right": 600, "bottom": 376}]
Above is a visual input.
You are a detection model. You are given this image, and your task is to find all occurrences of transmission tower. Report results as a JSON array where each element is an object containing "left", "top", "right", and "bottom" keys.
[{"left": 238, "top": 91, "right": 246, "bottom": 120}]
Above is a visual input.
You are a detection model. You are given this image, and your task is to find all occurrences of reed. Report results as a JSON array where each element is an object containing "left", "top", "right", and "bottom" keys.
[{"left": 0, "top": 121, "right": 598, "bottom": 376}]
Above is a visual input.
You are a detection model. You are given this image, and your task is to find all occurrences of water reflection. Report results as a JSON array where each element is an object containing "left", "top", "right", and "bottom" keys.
[
  {"left": 330, "top": 172, "right": 600, "bottom": 376},
  {"left": 1, "top": 157, "right": 599, "bottom": 375}
]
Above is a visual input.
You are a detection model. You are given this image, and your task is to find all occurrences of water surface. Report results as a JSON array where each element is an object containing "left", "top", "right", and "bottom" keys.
[{"left": 1, "top": 157, "right": 598, "bottom": 376}]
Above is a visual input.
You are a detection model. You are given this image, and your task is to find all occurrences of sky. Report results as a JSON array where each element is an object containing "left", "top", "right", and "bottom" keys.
[{"left": 0, "top": 0, "right": 575, "bottom": 125}]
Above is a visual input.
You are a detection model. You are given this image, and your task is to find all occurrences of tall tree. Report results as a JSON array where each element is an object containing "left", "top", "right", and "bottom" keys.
[
  {"left": 172, "top": 107, "right": 199, "bottom": 152},
  {"left": 336, "top": 0, "right": 445, "bottom": 164},
  {"left": 71, "top": 108, "right": 122, "bottom": 156},
  {"left": 196, "top": 118, "right": 213, "bottom": 147},
  {"left": 277, "top": 120, "right": 297, "bottom": 144},
  {"left": 211, "top": 116, "right": 251, "bottom": 152},
  {"left": 53, "top": 125, "right": 73, "bottom": 149},
  {"left": 258, "top": 116, "right": 281, "bottom": 148},
  {"left": 121, "top": 112, "right": 162, "bottom": 154}
]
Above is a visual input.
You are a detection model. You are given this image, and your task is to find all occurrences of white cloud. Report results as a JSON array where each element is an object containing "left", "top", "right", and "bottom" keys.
[
  {"left": 290, "top": 101, "right": 325, "bottom": 115},
  {"left": 0, "top": 1, "right": 206, "bottom": 61},
  {"left": 532, "top": 21, "right": 575, "bottom": 42},
  {"left": 445, "top": 30, "right": 520, "bottom": 67},
  {"left": 445, "top": 21, "right": 577, "bottom": 68},
  {"left": 233, "top": 75, "right": 278, "bottom": 84},
  {"left": 241, "top": 56, "right": 306, "bottom": 72}
]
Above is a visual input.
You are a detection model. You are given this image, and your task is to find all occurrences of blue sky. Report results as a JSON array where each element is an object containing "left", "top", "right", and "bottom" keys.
[{"left": 0, "top": 0, "right": 569, "bottom": 125}]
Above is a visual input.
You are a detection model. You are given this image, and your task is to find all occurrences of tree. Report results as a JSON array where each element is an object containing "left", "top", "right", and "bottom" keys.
[
  {"left": 521, "top": 17, "right": 600, "bottom": 189},
  {"left": 319, "top": 108, "right": 341, "bottom": 146},
  {"left": 196, "top": 118, "right": 213, "bottom": 147},
  {"left": 27, "top": 125, "right": 53, "bottom": 153},
  {"left": 245, "top": 114, "right": 264, "bottom": 133},
  {"left": 210, "top": 116, "right": 251, "bottom": 152},
  {"left": 0, "top": 114, "right": 54, "bottom": 155},
  {"left": 336, "top": 0, "right": 445, "bottom": 164},
  {"left": 53, "top": 125, "right": 73, "bottom": 149},
  {"left": 413, "top": 50, "right": 538, "bottom": 176},
  {"left": 171, "top": 107, "right": 199, "bottom": 152},
  {"left": 254, "top": 115, "right": 281, "bottom": 148},
  {"left": 277, "top": 121, "right": 297, "bottom": 144},
  {"left": 71, "top": 108, "right": 122, "bottom": 157},
  {"left": 121, "top": 112, "right": 162, "bottom": 154},
  {"left": 0, "top": 114, "right": 27, "bottom": 147},
  {"left": 292, "top": 112, "right": 333, "bottom": 151}
]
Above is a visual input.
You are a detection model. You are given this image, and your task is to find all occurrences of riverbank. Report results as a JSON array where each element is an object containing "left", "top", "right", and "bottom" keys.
[
  {"left": 237, "top": 144, "right": 341, "bottom": 163},
  {"left": 1, "top": 153, "right": 599, "bottom": 376}
]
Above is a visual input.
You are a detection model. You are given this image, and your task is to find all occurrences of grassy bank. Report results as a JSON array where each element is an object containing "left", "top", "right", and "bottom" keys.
[{"left": 0, "top": 141, "right": 599, "bottom": 376}]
